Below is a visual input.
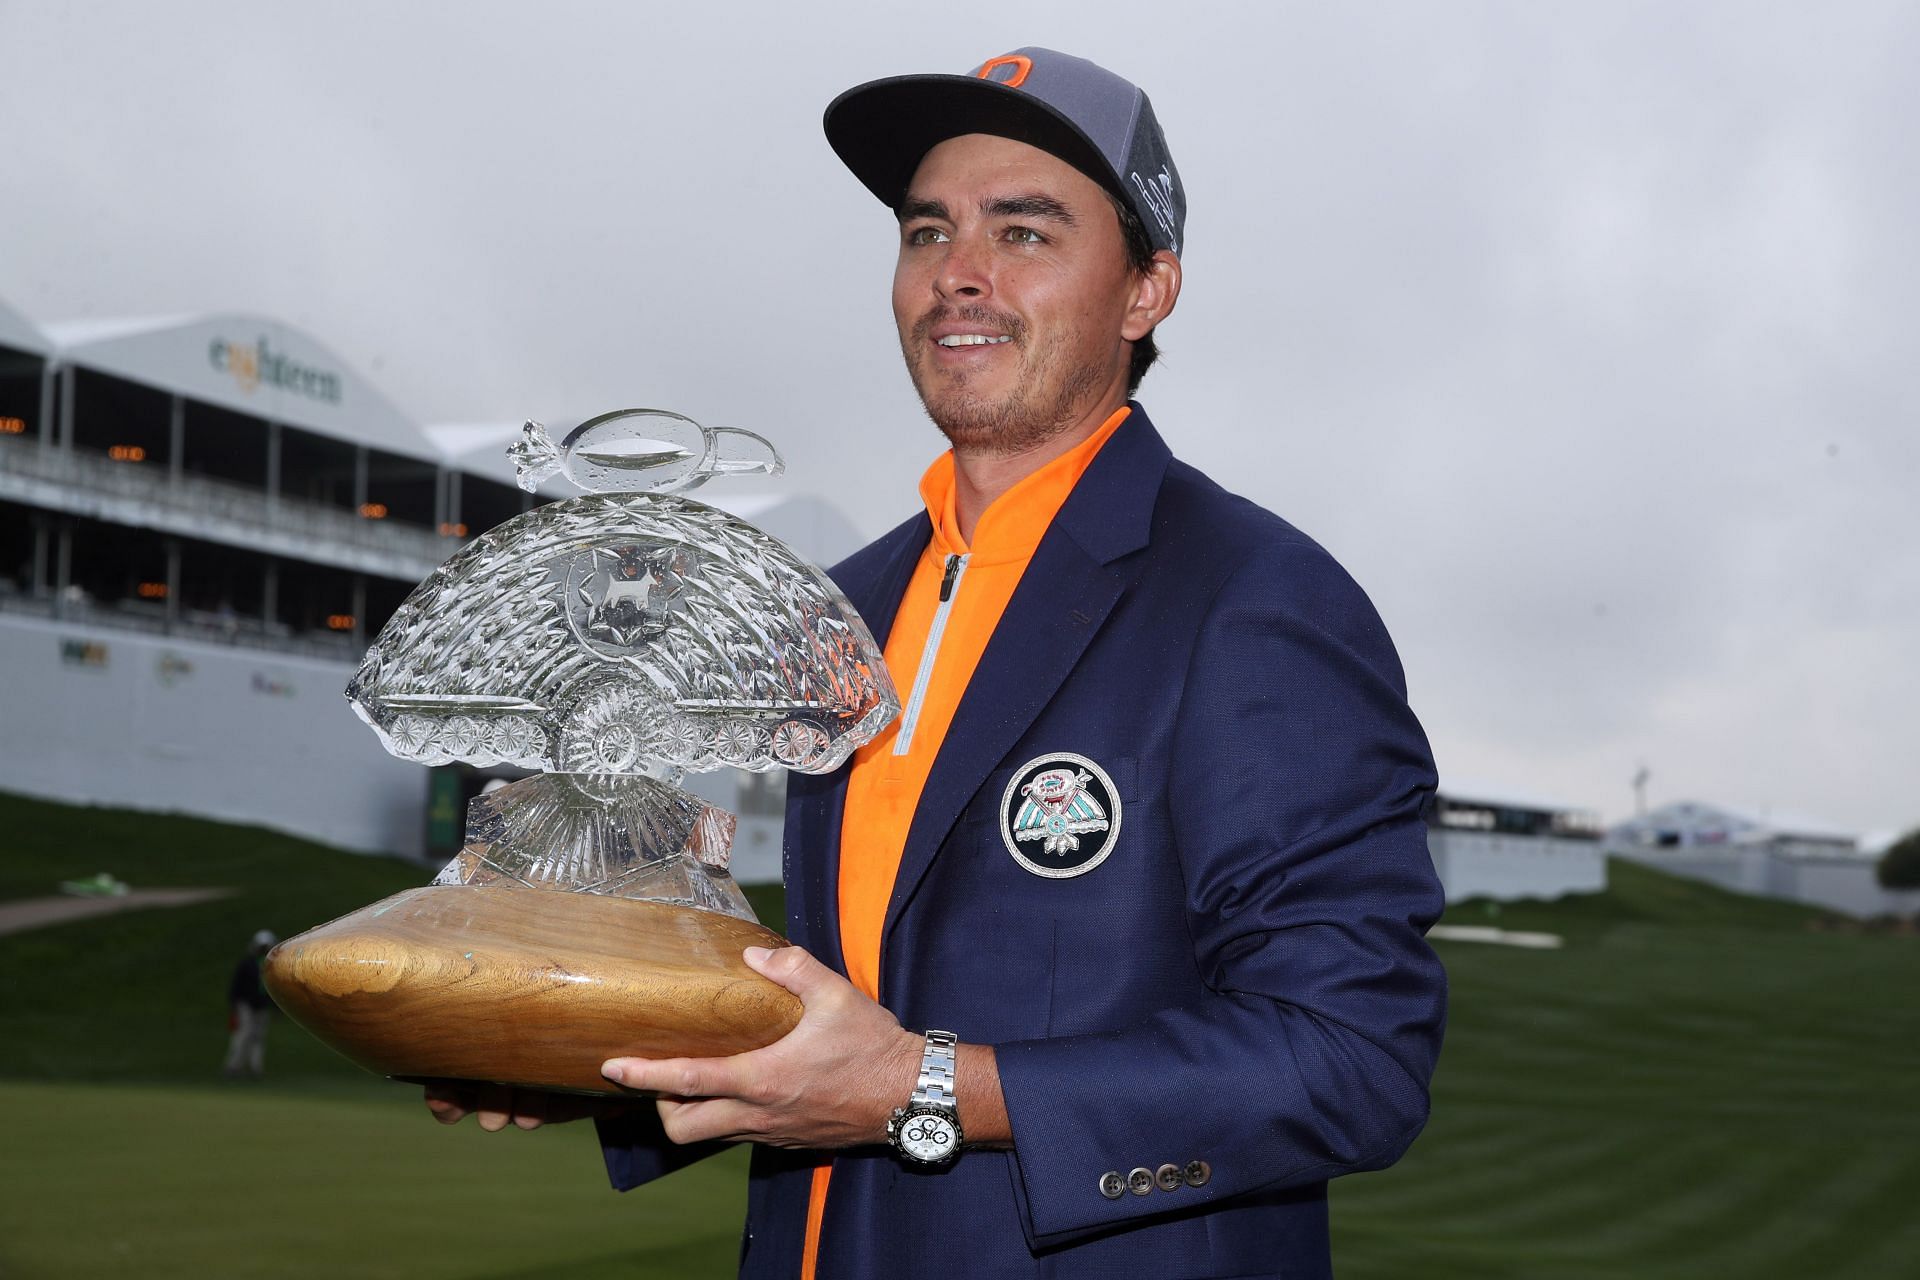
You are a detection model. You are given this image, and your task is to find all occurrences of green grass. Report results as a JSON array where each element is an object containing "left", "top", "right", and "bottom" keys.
[
  {"left": 1335, "top": 862, "right": 1920, "bottom": 1277},
  {"left": 0, "top": 1080, "right": 749, "bottom": 1279},
  {"left": 0, "top": 789, "right": 782, "bottom": 1280},
  {"left": 0, "top": 789, "right": 786, "bottom": 1084},
  {"left": 0, "top": 791, "right": 429, "bottom": 1083},
  {"left": 3, "top": 791, "right": 1917, "bottom": 1277}
]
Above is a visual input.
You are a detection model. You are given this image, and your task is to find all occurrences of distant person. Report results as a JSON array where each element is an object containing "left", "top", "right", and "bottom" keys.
[{"left": 223, "top": 929, "right": 278, "bottom": 1079}]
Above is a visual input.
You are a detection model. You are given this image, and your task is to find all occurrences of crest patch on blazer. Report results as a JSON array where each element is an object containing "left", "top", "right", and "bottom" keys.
[{"left": 1000, "top": 753, "right": 1122, "bottom": 879}]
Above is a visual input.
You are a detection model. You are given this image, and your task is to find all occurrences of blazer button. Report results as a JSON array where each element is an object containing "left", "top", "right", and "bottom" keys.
[
  {"left": 1184, "top": 1159, "right": 1212, "bottom": 1188},
  {"left": 1127, "top": 1167, "right": 1155, "bottom": 1196},
  {"left": 1098, "top": 1171, "right": 1126, "bottom": 1200},
  {"left": 1155, "top": 1163, "right": 1183, "bottom": 1192}
]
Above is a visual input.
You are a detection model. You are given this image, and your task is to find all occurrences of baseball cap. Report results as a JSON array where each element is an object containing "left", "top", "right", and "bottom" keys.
[{"left": 824, "top": 47, "right": 1186, "bottom": 256}]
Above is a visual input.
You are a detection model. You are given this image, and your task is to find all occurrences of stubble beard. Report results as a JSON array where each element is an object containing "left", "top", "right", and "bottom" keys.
[{"left": 902, "top": 306, "right": 1108, "bottom": 458}]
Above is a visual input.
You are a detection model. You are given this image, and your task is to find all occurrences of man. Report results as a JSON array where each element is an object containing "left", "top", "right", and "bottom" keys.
[
  {"left": 432, "top": 47, "right": 1446, "bottom": 1279},
  {"left": 223, "top": 928, "right": 277, "bottom": 1079}
]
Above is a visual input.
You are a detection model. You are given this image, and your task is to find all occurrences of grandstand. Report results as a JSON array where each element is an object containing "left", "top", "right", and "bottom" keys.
[
  {"left": 1428, "top": 781, "right": 1608, "bottom": 902},
  {"left": 0, "top": 298, "right": 859, "bottom": 876}
]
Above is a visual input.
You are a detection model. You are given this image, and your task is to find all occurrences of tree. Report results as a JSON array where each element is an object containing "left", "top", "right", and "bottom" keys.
[{"left": 1876, "top": 828, "right": 1920, "bottom": 890}]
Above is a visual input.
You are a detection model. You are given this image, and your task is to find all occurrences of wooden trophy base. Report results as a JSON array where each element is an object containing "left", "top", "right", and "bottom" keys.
[{"left": 263, "top": 885, "right": 802, "bottom": 1095}]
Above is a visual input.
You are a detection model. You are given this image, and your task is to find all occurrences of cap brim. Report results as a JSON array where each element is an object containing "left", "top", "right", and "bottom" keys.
[{"left": 824, "top": 74, "right": 1127, "bottom": 213}]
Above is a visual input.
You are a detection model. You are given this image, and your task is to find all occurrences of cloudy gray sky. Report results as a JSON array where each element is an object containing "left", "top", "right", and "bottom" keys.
[{"left": 3, "top": 1, "right": 1913, "bottom": 837}]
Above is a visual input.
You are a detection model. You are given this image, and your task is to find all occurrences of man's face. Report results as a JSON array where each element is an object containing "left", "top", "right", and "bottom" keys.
[{"left": 892, "top": 133, "right": 1142, "bottom": 454}]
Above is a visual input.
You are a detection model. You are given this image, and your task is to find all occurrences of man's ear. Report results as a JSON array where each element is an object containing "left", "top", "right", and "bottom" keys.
[{"left": 1122, "top": 250, "right": 1182, "bottom": 342}]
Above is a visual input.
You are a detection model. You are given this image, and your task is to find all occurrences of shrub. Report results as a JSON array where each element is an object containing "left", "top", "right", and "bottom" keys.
[{"left": 1876, "top": 828, "right": 1920, "bottom": 890}]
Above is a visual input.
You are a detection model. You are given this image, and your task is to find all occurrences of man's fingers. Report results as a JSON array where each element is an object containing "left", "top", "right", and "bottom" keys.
[
  {"left": 603, "top": 1055, "right": 753, "bottom": 1099},
  {"left": 423, "top": 1083, "right": 472, "bottom": 1125},
  {"left": 656, "top": 1096, "right": 753, "bottom": 1146},
  {"left": 512, "top": 1089, "right": 547, "bottom": 1130},
  {"left": 474, "top": 1083, "right": 515, "bottom": 1133},
  {"left": 423, "top": 1082, "right": 615, "bottom": 1131}
]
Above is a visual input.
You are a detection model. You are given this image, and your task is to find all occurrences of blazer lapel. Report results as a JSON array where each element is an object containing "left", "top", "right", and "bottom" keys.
[
  {"left": 878, "top": 408, "right": 1173, "bottom": 976},
  {"left": 789, "top": 515, "right": 929, "bottom": 972}
]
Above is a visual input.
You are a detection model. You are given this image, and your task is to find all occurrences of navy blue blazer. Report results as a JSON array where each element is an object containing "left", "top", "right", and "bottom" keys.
[{"left": 600, "top": 405, "right": 1447, "bottom": 1279}]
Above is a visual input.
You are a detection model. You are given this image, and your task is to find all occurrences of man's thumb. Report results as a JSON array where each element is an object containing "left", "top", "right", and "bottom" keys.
[{"left": 743, "top": 943, "right": 833, "bottom": 1000}]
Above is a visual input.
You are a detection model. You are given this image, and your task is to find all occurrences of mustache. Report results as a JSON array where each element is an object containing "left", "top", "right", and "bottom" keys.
[{"left": 911, "top": 305, "right": 1025, "bottom": 345}]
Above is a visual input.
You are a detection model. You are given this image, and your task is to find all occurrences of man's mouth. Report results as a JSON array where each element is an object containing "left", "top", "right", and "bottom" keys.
[{"left": 935, "top": 334, "right": 1013, "bottom": 348}]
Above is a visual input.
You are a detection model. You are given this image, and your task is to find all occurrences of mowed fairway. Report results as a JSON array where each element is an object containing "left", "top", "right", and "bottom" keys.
[
  {"left": 2, "top": 791, "right": 1917, "bottom": 1277},
  {"left": 0, "top": 1080, "right": 749, "bottom": 1279},
  {"left": 1337, "top": 875, "right": 1920, "bottom": 1278}
]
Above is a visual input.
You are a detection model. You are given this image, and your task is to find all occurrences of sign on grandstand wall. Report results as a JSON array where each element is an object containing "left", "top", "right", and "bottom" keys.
[
  {"left": 208, "top": 335, "right": 342, "bottom": 405},
  {"left": 54, "top": 315, "right": 432, "bottom": 458}
]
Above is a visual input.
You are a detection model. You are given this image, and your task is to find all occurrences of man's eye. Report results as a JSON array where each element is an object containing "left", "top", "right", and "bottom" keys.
[
  {"left": 1006, "top": 226, "right": 1044, "bottom": 245},
  {"left": 907, "top": 226, "right": 949, "bottom": 246}
]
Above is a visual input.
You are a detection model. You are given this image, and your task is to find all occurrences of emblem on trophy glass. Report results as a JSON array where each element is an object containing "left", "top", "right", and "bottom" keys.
[{"left": 264, "top": 410, "right": 898, "bottom": 1094}]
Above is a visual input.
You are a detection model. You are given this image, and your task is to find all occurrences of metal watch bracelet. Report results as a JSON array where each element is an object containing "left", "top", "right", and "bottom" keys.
[{"left": 911, "top": 1029, "right": 959, "bottom": 1111}]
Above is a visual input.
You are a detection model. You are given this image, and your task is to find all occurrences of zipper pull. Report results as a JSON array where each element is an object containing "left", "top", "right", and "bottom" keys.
[{"left": 939, "top": 554, "right": 962, "bottom": 602}]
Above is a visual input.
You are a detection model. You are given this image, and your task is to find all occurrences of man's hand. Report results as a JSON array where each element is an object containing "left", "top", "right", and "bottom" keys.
[
  {"left": 423, "top": 1081, "right": 630, "bottom": 1133},
  {"left": 600, "top": 944, "right": 922, "bottom": 1150}
]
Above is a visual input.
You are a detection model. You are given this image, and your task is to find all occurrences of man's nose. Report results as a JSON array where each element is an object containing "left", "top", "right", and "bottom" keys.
[{"left": 935, "top": 238, "right": 991, "bottom": 299}]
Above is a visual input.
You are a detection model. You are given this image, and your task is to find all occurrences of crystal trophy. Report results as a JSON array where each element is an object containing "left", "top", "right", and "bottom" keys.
[{"left": 263, "top": 410, "right": 898, "bottom": 1093}]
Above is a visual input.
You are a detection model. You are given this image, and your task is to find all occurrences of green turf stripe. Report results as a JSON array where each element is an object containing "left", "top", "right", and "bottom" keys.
[
  {"left": 1829, "top": 1154, "right": 1920, "bottom": 1279},
  {"left": 1347, "top": 1127, "right": 1643, "bottom": 1226},
  {"left": 1693, "top": 1146, "right": 1915, "bottom": 1273},
  {"left": 1433, "top": 1130, "right": 1731, "bottom": 1243}
]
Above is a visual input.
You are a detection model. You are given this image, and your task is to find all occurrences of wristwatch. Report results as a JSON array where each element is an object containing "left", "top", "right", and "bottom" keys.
[{"left": 886, "top": 1029, "right": 963, "bottom": 1166}]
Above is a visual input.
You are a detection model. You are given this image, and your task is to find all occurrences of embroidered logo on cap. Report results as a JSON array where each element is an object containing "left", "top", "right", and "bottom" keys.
[
  {"left": 1130, "top": 165, "right": 1179, "bottom": 253},
  {"left": 976, "top": 54, "right": 1033, "bottom": 88},
  {"left": 1000, "top": 753, "right": 1122, "bottom": 879}
]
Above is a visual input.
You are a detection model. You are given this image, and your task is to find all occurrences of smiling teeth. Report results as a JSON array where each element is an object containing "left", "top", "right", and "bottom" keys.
[{"left": 937, "top": 334, "right": 1013, "bottom": 347}]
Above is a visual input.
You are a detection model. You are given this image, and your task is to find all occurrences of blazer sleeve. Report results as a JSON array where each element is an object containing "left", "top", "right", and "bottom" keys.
[
  {"left": 595, "top": 1108, "right": 731, "bottom": 1191},
  {"left": 993, "top": 537, "right": 1448, "bottom": 1249}
]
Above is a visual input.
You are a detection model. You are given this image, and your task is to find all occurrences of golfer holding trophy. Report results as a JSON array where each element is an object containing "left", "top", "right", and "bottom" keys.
[{"left": 272, "top": 45, "right": 1447, "bottom": 1280}]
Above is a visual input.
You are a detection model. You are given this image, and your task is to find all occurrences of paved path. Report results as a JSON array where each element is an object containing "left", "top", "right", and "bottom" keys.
[
  {"left": 1429, "top": 923, "right": 1564, "bottom": 949},
  {"left": 0, "top": 888, "right": 235, "bottom": 937}
]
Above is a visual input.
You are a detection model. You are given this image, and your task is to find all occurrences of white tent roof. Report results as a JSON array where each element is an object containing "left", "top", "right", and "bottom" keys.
[
  {"left": 0, "top": 295, "right": 51, "bottom": 356},
  {"left": 1609, "top": 800, "right": 1857, "bottom": 847},
  {"left": 44, "top": 313, "right": 441, "bottom": 463},
  {"left": 1741, "top": 807, "right": 1859, "bottom": 844}
]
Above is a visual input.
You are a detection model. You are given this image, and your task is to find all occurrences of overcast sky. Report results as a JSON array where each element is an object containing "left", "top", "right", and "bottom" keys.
[{"left": 2, "top": 1, "right": 1913, "bottom": 837}]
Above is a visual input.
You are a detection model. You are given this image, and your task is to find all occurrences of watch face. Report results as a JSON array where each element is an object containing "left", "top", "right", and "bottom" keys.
[{"left": 896, "top": 1108, "right": 959, "bottom": 1163}]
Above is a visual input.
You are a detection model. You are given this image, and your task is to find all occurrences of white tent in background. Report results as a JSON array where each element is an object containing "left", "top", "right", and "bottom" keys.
[
  {"left": 0, "top": 295, "right": 52, "bottom": 356},
  {"left": 1610, "top": 800, "right": 1859, "bottom": 858}
]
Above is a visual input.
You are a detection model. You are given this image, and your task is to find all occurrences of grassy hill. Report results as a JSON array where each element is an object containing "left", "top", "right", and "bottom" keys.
[
  {"left": 1339, "top": 861, "right": 1920, "bottom": 1277},
  {"left": 1, "top": 792, "right": 1916, "bottom": 1277},
  {"left": 0, "top": 789, "right": 785, "bottom": 1083}
]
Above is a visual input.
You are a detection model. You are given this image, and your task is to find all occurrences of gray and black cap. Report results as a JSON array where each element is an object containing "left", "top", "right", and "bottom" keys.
[{"left": 824, "top": 47, "right": 1186, "bottom": 257}]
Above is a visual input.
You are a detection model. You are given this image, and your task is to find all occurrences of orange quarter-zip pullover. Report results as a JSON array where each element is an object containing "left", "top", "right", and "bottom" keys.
[{"left": 799, "top": 406, "right": 1130, "bottom": 1279}]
